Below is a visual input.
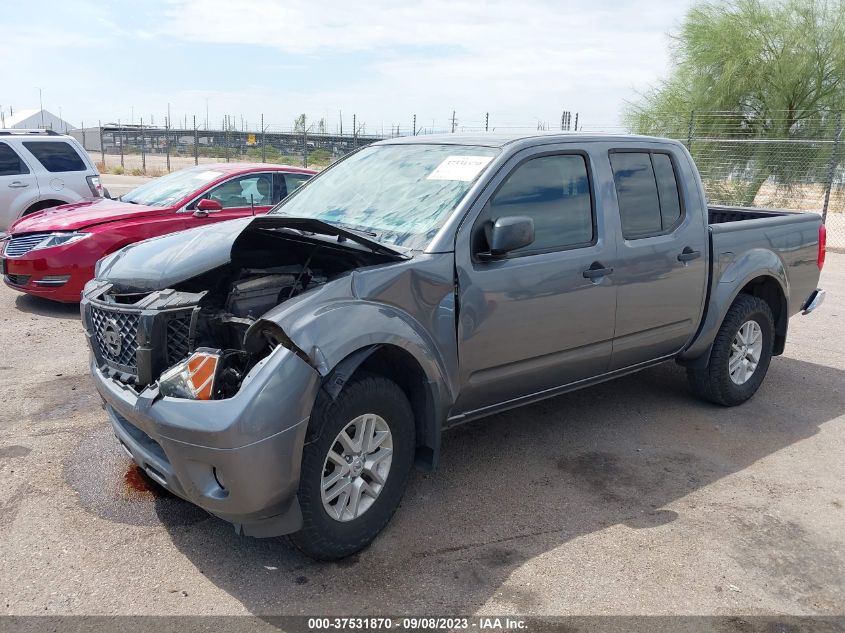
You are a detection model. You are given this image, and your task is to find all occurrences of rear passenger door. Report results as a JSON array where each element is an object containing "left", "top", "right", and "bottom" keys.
[
  {"left": 453, "top": 148, "right": 617, "bottom": 415},
  {"left": 608, "top": 147, "right": 708, "bottom": 370},
  {"left": 21, "top": 140, "right": 90, "bottom": 200}
]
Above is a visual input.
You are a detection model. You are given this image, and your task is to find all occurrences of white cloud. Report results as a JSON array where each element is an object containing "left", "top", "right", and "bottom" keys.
[
  {"left": 2, "top": 0, "right": 692, "bottom": 130},
  {"left": 158, "top": 0, "right": 692, "bottom": 126}
]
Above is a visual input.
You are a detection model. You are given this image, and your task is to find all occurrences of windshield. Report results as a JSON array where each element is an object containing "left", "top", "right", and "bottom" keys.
[
  {"left": 271, "top": 144, "right": 499, "bottom": 249},
  {"left": 120, "top": 168, "right": 225, "bottom": 207}
]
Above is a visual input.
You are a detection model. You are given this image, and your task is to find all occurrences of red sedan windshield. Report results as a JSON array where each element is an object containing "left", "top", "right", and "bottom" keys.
[{"left": 120, "top": 168, "right": 225, "bottom": 207}]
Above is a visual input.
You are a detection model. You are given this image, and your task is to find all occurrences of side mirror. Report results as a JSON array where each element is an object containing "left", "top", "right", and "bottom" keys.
[
  {"left": 479, "top": 216, "right": 535, "bottom": 260},
  {"left": 194, "top": 198, "right": 223, "bottom": 216}
]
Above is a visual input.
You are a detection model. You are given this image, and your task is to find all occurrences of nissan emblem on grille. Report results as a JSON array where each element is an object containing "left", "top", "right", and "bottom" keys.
[{"left": 102, "top": 319, "right": 123, "bottom": 357}]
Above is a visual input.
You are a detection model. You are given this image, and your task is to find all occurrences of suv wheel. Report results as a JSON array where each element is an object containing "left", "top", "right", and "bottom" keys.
[
  {"left": 687, "top": 294, "right": 775, "bottom": 406},
  {"left": 289, "top": 375, "right": 415, "bottom": 560}
]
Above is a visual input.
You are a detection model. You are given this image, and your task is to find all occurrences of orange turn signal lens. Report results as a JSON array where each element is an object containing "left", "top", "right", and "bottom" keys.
[{"left": 158, "top": 351, "right": 220, "bottom": 400}]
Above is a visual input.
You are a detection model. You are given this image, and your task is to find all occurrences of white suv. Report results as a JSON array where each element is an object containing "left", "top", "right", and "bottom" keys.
[{"left": 0, "top": 129, "right": 105, "bottom": 231}]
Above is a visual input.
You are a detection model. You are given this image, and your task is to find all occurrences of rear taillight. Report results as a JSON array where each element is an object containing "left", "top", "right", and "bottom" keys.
[
  {"left": 818, "top": 224, "right": 826, "bottom": 271},
  {"left": 86, "top": 175, "right": 104, "bottom": 197}
]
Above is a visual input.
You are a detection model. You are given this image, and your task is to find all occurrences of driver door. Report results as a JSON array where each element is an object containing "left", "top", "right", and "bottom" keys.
[{"left": 452, "top": 147, "right": 618, "bottom": 416}]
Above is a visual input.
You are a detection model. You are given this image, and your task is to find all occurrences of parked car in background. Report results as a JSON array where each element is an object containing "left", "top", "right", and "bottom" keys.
[
  {"left": 1, "top": 163, "right": 314, "bottom": 302},
  {"left": 0, "top": 129, "right": 105, "bottom": 230},
  {"left": 82, "top": 133, "right": 824, "bottom": 560}
]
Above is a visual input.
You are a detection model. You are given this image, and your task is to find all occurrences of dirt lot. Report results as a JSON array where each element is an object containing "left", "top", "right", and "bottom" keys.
[{"left": 0, "top": 256, "right": 843, "bottom": 618}]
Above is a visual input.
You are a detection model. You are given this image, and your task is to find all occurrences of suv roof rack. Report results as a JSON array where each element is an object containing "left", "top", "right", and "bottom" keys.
[{"left": 0, "top": 129, "right": 62, "bottom": 136}]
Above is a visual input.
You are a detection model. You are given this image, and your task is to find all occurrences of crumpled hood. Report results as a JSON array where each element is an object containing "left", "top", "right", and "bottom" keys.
[
  {"left": 96, "top": 215, "right": 408, "bottom": 293},
  {"left": 10, "top": 197, "right": 164, "bottom": 233},
  {"left": 96, "top": 217, "right": 253, "bottom": 292}
]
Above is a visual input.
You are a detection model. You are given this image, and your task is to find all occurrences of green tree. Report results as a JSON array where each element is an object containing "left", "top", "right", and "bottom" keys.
[{"left": 626, "top": 0, "right": 845, "bottom": 205}]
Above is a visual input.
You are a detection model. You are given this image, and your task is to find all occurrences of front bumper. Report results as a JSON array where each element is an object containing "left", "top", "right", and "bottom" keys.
[
  {"left": 90, "top": 344, "right": 320, "bottom": 537},
  {"left": 2, "top": 252, "right": 90, "bottom": 302}
]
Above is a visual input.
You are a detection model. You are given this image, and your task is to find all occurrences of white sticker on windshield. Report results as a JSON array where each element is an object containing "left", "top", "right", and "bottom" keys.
[
  {"left": 427, "top": 155, "right": 493, "bottom": 181},
  {"left": 195, "top": 170, "right": 223, "bottom": 181}
]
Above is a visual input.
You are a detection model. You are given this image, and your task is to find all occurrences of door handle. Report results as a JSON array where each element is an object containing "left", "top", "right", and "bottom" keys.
[
  {"left": 677, "top": 247, "right": 701, "bottom": 262},
  {"left": 8, "top": 181, "right": 29, "bottom": 189},
  {"left": 583, "top": 263, "right": 613, "bottom": 279}
]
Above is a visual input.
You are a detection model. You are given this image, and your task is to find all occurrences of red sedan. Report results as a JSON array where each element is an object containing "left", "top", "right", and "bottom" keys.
[{"left": 0, "top": 163, "right": 315, "bottom": 302}]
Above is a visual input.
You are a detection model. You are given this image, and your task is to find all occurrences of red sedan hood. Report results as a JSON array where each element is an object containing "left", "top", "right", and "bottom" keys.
[{"left": 10, "top": 198, "right": 169, "bottom": 234}]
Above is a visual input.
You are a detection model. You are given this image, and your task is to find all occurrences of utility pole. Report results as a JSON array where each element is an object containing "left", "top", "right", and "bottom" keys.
[
  {"left": 339, "top": 110, "right": 343, "bottom": 136},
  {"left": 165, "top": 115, "right": 171, "bottom": 172},
  {"left": 98, "top": 120, "right": 105, "bottom": 169},
  {"left": 261, "top": 113, "right": 266, "bottom": 163},
  {"left": 485, "top": 112, "right": 489, "bottom": 132},
  {"left": 822, "top": 111, "right": 842, "bottom": 222},
  {"left": 574, "top": 112, "right": 579, "bottom": 132},
  {"left": 118, "top": 118, "right": 124, "bottom": 169},
  {"left": 37, "top": 87, "right": 44, "bottom": 127},
  {"left": 451, "top": 110, "right": 456, "bottom": 133},
  {"left": 140, "top": 116, "right": 146, "bottom": 173},
  {"left": 413, "top": 114, "right": 417, "bottom": 136}
]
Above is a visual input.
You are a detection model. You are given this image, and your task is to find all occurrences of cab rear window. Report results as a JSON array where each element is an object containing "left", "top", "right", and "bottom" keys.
[{"left": 23, "top": 141, "right": 87, "bottom": 172}]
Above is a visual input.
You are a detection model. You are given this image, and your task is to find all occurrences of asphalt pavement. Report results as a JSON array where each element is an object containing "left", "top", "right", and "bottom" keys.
[{"left": 0, "top": 255, "right": 843, "bottom": 618}]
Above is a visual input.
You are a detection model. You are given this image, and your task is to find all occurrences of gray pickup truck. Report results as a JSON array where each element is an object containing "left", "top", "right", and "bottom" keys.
[{"left": 82, "top": 133, "right": 826, "bottom": 560}]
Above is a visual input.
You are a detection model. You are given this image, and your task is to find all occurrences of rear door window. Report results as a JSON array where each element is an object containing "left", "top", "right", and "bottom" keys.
[
  {"left": 284, "top": 173, "right": 310, "bottom": 194},
  {"left": 0, "top": 142, "right": 28, "bottom": 176},
  {"left": 610, "top": 151, "right": 683, "bottom": 239},
  {"left": 23, "top": 141, "right": 87, "bottom": 172},
  {"left": 652, "top": 153, "right": 682, "bottom": 229}
]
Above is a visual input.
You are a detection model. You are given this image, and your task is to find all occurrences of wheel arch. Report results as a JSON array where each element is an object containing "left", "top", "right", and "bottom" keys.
[
  {"left": 738, "top": 275, "right": 787, "bottom": 355},
  {"left": 680, "top": 249, "right": 788, "bottom": 367},
  {"left": 322, "top": 343, "right": 445, "bottom": 471},
  {"left": 22, "top": 198, "right": 68, "bottom": 217}
]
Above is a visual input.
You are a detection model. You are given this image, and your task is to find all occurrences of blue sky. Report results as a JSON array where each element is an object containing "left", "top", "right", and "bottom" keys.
[{"left": 2, "top": 0, "right": 694, "bottom": 133}]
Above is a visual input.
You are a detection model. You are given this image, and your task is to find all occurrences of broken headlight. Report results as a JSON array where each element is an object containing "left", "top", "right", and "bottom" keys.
[{"left": 158, "top": 349, "right": 221, "bottom": 400}]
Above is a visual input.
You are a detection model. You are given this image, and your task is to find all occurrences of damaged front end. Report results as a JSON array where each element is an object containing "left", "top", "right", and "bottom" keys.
[{"left": 82, "top": 216, "right": 407, "bottom": 400}]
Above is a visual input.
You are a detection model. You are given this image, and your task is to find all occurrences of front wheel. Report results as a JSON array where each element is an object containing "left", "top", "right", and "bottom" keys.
[
  {"left": 687, "top": 294, "right": 775, "bottom": 406},
  {"left": 289, "top": 375, "right": 415, "bottom": 560}
]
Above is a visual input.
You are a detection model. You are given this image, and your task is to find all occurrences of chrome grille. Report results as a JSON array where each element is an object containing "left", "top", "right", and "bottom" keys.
[
  {"left": 91, "top": 306, "right": 140, "bottom": 370},
  {"left": 166, "top": 312, "right": 193, "bottom": 364},
  {"left": 4, "top": 233, "right": 49, "bottom": 257}
]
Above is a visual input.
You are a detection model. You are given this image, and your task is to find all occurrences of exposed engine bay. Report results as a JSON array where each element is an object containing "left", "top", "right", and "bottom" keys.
[{"left": 83, "top": 222, "right": 402, "bottom": 399}]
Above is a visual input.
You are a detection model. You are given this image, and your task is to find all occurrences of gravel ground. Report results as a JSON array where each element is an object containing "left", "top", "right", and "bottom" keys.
[{"left": 0, "top": 256, "right": 843, "bottom": 617}]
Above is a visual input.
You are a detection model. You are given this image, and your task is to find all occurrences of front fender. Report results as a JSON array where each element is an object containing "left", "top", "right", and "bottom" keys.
[
  {"left": 281, "top": 300, "right": 455, "bottom": 404},
  {"left": 681, "top": 248, "right": 788, "bottom": 362}
]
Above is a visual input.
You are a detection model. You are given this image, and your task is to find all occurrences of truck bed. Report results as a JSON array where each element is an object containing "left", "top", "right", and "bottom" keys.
[{"left": 708, "top": 205, "right": 805, "bottom": 224}]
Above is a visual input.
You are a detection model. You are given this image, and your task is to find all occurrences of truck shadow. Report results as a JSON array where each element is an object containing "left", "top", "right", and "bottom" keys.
[{"left": 155, "top": 356, "right": 844, "bottom": 615}]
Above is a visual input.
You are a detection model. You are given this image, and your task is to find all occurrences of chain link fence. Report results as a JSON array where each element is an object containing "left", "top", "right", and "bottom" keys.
[
  {"left": 70, "top": 111, "right": 581, "bottom": 176},
  {"left": 72, "top": 123, "right": 386, "bottom": 175},
  {"left": 609, "top": 110, "right": 845, "bottom": 249},
  {"left": 71, "top": 109, "right": 845, "bottom": 249}
]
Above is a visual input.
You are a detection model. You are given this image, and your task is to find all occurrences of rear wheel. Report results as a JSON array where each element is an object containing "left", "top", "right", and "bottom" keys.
[
  {"left": 289, "top": 375, "right": 415, "bottom": 560},
  {"left": 687, "top": 294, "right": 774, "bottom": 406}
]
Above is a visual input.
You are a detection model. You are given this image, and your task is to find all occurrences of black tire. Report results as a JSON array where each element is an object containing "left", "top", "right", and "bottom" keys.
[
  {"left": 289, "top": 375, "right": 415, "bottom": 560},
  {"left": 687, "top": 294, "right": 775, "bottom": 406}
]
